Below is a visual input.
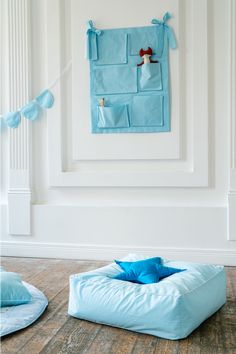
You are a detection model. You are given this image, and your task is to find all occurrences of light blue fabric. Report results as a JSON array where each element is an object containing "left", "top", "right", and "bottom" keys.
[
  {"left": 132, "top": 95, "right": 164, "bottom": 127},
  {"left": 94, "top": 66, "right": 137, "bottom": 95},
  {"left": 0, "top": 282, "right": 48, "bottom": 337},
  {"left": 96, "top": 32, "right": 127, "bottom": 65},
  {"left": 88, "top": 13, "right": 176, "bottom": 134},
  {"left": 1, "top": 89, "right": 54, "bottom": 130},
  {"left": 139, "top": 63, "right": 162, "bottom": 91},
  {"left": 0, "top": 272, "right": 32, "bottom": 307},
  {"left": 86, "top": 20, "right": 102, "bottom": 60},
  {"left": 4, "top": 111, "right": 21, "bottom": 128},
  {"left": 129, "top": 26, "right": 163, "bottom": 56},
  {"left": 36, "top": 90, "right": 54, "bottom": 109},
  {"left": 98, "top": 105, "right": 129, "bottom": 128},
  {"left": 68, "top": 254, "right": 226, "bottom": 340},
  {"left": 21, "top": 101, "right": 41, "bottom": 120},
  {"left": 151, "top": 12, "right": 177, "bottom": 50}
]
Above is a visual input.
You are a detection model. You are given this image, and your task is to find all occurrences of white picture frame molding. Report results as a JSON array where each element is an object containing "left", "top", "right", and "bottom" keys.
[{"left": 6, "top": 0, "right": 31, "bottom": 235}]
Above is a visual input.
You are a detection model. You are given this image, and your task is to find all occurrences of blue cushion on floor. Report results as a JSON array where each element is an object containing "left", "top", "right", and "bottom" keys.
[
  {"left": 0, "top": 271, "right": 32, "bottom": 307},
  {"left": 0, "top": 282, "right": 48, "bottom": 337},
  {"left": 68, "top": 254, "right": 226, "bottom": 340}
]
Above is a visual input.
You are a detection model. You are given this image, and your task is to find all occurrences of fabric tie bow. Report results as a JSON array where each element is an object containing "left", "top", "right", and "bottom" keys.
[
  {"left": 86, "top": 20, "right": 102, "bottom": 60},
  {"left": 151, "top": 12, "right": 177, "bottom": 49}
]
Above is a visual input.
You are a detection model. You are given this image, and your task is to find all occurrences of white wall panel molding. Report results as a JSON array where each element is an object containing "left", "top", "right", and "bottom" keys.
[
  {"left": 7, "top": 0, "right": 31, "bottom": 235},
  {"left": 0, "top": 0, "right": 6, "bottom": 203},
  {"left": 1, "top": 241, "right": 236, "bottom": 266},
  {"left": 1, "top": 203, "right": 235, "bottom": 264},
  {"left": 46, "top": 0, "right": 208, "bottom": 187},
  {"left": 228, "top": 0, "right": 236, "bottom": 240},
  {"left": 230, "top": 0, "right": 236, "bottom": 189},
  {"left": 71, "top": 0, "right": 181, "bottom": 162}
]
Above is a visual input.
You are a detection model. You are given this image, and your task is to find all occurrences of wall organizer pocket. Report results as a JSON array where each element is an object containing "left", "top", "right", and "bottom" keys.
[
  {"left": 97, "top": 105, "right": 129, "bottom": 129},
  {"left": 96, "top": 32, "right": 128, "bottom": 65},
  {"left": 86, "top": 13, "right": 176, "bottom": 134},
  {"left": 139, "top": 63, "right": 162, "bottom": 91},
  {"left": 93, "top": 66, "right": 137, "bottom": 95},
  {"left": 132, "top": 95, "right": 164, "bottom": 127}
]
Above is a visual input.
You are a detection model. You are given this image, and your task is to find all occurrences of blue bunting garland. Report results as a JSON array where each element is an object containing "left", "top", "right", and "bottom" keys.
[
  {"left": 4, "top": 111, "right": 21, "bottom": 128},
  {"left": 0, "top": 89, "right": 54, "bottom": 130},
  {"left": 0, "top": 59, "right": 72, "bottom": 131},
  {"left": 36, "top": 90, "right": 54, "bottom": 109},
  {"left": 21, "top": 101, "right": 41, "bottom": 121}
]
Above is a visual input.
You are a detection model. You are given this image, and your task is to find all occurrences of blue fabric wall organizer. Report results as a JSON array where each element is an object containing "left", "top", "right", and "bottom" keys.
[{"left": 86, "top": 13, "right": 176, "bottom": 134}]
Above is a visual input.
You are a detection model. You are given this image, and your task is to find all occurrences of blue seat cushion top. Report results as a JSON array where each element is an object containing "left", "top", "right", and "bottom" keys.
[
  {"left": 0, "top": 271, "right": 32, "bottom": 307},
  {"left": 0, "top": 282, "right": 48, "bottom": 337},
  {"left": 68, "top": 254, "right": 226, "bottom": 340},
  {"left": 113, "top": 257, "right": 185, "bottom": 284}
]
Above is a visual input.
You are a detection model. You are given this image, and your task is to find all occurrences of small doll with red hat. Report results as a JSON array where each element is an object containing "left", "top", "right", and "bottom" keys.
[{"left": 137, "top": 47, "right": 158, "bottom": 66}]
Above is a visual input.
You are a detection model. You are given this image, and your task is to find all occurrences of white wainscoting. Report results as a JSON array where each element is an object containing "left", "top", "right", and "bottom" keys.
[
  {"left": 1, "top": 0, "right": 236, "bottom": 263},
  {"left": 228, "top": 0, "right": 236, "bottom": 240},
  {"left": 6, "top": 0, "right": 32, "bottom": 235},
  {"left": 46, "top": 0, "right": 208, "bottom": 187},
  {"left": 1, "top": 204, "right": 235, "bottom": 265},
  {"left": 2, "top": 241, "right": 236, "bottom": 266}
]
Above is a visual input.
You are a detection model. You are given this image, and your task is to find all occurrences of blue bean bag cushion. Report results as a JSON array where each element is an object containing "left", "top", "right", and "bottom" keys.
[
  {"left": 68, "top": 254, "right": 226, "bottom": 340},
  {"left": 0, "top": 282, "right": 48, "bottom": 337}
]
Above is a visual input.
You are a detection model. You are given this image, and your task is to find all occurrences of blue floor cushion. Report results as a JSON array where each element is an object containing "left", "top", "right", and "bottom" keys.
[
  {"left": 0, "top": 282, "right": 48, "bottom": 337},
  {"left": 68, "top": 254, "right": 226, "bottom": 340}
]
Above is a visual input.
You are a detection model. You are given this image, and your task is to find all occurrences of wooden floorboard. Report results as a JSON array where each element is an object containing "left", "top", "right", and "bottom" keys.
[{"left": 1, "top": 258, "right": 236, "bottom": 354}]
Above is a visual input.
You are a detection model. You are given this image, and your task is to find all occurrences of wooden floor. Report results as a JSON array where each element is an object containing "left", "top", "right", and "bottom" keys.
[{"left": 1, "top": 258, "right": 236, "bottom": 354}]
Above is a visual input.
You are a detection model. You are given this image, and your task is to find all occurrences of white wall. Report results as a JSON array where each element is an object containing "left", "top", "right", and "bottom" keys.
[{"left": 1, "top": 0, "right": 236, "bottom": 265}]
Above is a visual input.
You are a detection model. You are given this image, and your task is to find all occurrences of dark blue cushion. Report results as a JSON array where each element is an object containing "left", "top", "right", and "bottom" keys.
[
  {"left": 156, "top": 264, "right": 185, "bottom": 280},
  {"left": 115, "top": 257, "right": 162, "bottom": 272},
  {"left": 114, "top": 268, "right": 158, "bottom": 284},
  {"left": 114, "top": 257, "right": 162, "bottom": 284},
  {"left": 113, "top": 257, "right": 185, "bottom": 284}
]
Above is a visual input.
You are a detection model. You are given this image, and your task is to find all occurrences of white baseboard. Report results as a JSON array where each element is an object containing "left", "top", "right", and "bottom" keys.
[{"left": 1, "top": 241, "right": 236, "bottom": 266}]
